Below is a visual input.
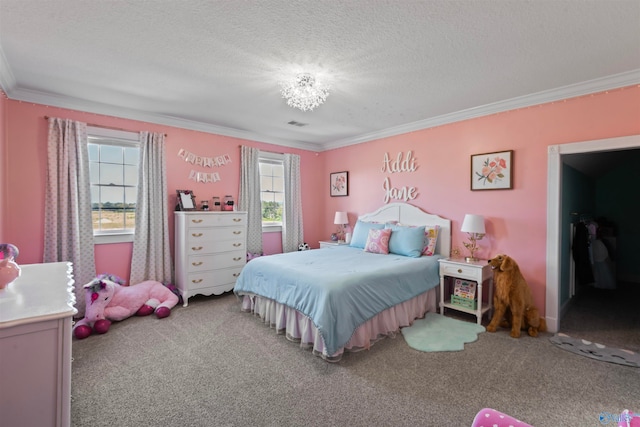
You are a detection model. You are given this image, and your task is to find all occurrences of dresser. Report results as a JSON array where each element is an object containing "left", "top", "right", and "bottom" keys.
[
  {"left": 0, "top": 262, "right": 76, "bottom": 427},
  {"left": 174, "top": 211, "right": 248, "bottom": 306}
]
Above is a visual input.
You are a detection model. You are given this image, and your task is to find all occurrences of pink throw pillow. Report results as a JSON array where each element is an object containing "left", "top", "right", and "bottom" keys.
[{"left": 364, "top": 228, "right": 391, "bottom": 255}]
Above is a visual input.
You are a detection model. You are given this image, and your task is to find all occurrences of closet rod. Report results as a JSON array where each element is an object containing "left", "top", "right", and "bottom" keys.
[{"left": 44, "top": 116, "right": 166, "bottom": 136}]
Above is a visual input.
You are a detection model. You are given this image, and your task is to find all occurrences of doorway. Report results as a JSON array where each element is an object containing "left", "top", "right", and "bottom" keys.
[{"left": 545, "top": 134, "right": 640, "bottom": 333}]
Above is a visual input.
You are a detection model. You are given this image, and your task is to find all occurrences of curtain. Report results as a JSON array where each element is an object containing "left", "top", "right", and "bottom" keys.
[
  {"left": 282, "top": 153, "right": 304, "bottom": 252},
  {"left": 129, "top": 132, "right": 172, "bottom": 284},
  {"left": 238, "top": 146, "right": 263, "bottom": 255},
  {"left": 44, "top": 118, "right": 96, "bottom": 317}
]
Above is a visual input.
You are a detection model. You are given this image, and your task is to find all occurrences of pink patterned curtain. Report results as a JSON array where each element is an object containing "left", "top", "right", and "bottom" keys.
[{"left": 44, "top": 118, "right": 96, "bottom": 317}]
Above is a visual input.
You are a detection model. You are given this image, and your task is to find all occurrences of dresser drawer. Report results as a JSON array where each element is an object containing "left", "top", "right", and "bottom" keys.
[
  {"left": 187, "top": 251, "right": 246, "bottom": 271},
  {"left": 440, "top": 262, "right": 482, "bottom": 280},
  {"left": 185, "top": 214, "right": 246, "bottom": 228},
  {"left": 186, "top": 267, "right": 244, "bottom": 290},
  {"left": 187, "top": 226, "right": 245, "bottom": 244},
  {"left": 187, "top": 238, "right": 245, "bottom": 255}
]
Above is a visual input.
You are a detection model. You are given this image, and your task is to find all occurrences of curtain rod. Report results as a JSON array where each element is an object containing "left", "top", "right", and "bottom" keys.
[{"left": 44, "top": 116, "right": 167, "bottom": 136}]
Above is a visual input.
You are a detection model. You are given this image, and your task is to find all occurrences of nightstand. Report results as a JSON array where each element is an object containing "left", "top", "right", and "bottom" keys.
[
  {"left": 438, "top": 258, "right": 493, "bottom": 325},
  {"left": 319, "top": 240, "right": 349, "bottom": 248}
]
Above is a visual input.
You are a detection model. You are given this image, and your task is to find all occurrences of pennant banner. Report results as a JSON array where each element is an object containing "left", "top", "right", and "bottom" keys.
[
  {"left": 188, "top": 170, "right": 221, "bottom": 183},
  {"left": 178, "top": 149, "right": 231, "bottom": 168}
]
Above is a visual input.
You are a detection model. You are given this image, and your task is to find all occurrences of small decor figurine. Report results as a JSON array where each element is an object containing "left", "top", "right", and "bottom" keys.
[
  {"left": 73, "top": 274, "right": 179, "bottom": 340},
  {"left": 0, "top": 243, "right": 21, "bottom": 290}
]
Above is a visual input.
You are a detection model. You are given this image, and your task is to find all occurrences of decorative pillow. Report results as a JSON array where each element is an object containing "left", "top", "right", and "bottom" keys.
[
  {"left": 364, "top": 228, "right": 391, "bottom": 254},
  {"left": 386, "top": 224, "right": 426, "bottom": 258},
  {"left": 350, "top": 220, "right": 385, "bottom": 249},
  {"left": 422, "top": 225, "right": 440, "bottom": 256}
]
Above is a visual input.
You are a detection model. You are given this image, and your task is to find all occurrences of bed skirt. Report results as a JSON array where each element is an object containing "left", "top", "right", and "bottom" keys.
[{"left": 239, "top": 288, "right": 437, "bottom": 362}]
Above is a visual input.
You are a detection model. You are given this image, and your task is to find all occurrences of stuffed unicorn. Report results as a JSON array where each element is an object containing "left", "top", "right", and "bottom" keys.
[{"left": 73, "top": 274, "right": 179, "bottom": 339}]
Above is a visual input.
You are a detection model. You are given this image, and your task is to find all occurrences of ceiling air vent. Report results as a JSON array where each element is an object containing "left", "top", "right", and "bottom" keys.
[{"left": 287, "top": 120, "right": 308, "bottom": 127}]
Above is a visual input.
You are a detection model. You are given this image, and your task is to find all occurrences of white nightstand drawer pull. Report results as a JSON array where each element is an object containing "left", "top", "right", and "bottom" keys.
[
  {"left": 233, "top": 243, "right": 241, "bottom": 247},
  {"left": 458, "top": 268, "right": 463, "bottom": 273},
  {"left": 233, "top": 231, "right": 241, "bottom": 235},
  {"left": 192, "top": 246, "right": 203, "bottom": 251},
  {"left": 191, "top": 219, "right": 203, "bottom": 223},
  {"left": 192, "top": 261, "right": 203, "bottom": 266},
  {"left": 192, "top": 233, "right": 203, "bottom": 237},
  {"left": 191, "top": 279, "right": 203, "bottom": 283}
]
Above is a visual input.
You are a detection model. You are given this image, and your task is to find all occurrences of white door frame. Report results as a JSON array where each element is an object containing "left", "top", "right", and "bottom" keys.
[{"left": 546, "top": 134, "right": 640, "bottom": 332}]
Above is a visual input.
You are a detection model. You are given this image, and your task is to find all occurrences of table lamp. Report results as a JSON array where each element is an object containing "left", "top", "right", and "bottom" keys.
[
  {"left": 334, "top": 211, "right": 348, "bottom": 242},
  {"left": 461, "top": 214, "right": 485, "bottom": 262}
]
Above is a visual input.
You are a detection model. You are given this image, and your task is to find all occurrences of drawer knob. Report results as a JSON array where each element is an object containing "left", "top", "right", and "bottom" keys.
[
  {"left": 458, "top": 268, "right": 463, "bottom": 273},
  {"left": 233, "top": 273, "right": 240, "bottom": 277},
  {"left": 233, "top": 243, "right": 241, "bottom": 247},
  {"left": 233, "top": 218, "right": 242, "bottom": 222},
  {"left": 192, "top": 279, "right": 203, "bottom": 283},
  {"left": 192, "top": 219, "right": 203, "bottom": 223},
  {"left": 192, "top": 261, "right": 203, "bottom": 266},
  {"left": 233, "top": 257, "right": 242, "bottom": 261},
  {"left": 192, "top": 233, "right": 203, "bottom": 237},
  {"left": 233, "top": 231, "right": 241, "bottom": 235},
  {"left": 192, "top": 246, "right": 203, "bottom": 251}
]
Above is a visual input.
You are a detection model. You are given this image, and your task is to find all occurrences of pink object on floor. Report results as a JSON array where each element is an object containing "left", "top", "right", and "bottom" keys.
[
  {"left": 618, "top": 410, "right": 640, "bottom": 427},
  {"left": 471, "top": 408, "right": 533, "bottom": 427}
]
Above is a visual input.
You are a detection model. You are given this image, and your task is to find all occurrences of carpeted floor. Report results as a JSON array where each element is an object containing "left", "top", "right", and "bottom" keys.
[{"left": 71, "top": 292, "right": 639, "bottom": 427}]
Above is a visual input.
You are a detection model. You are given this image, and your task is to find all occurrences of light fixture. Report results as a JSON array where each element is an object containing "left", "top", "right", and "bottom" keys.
[
  {"left": 334, "top": 211, "right": 348, "bottom": 242},
  {"left": 461, "top": 214, "right": 486, "bottom": 262},
  {"left": 279, "top": 73, "right": 330, "bottom": 112}
]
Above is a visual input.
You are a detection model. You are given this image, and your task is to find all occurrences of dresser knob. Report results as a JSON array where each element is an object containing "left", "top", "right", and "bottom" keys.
[
  {"left": 233, "top": 218, "right": 242, "bottom": 222},
  {"left": 233, "top": 273, "right": 240, "bottom": 277},
  {"left": 458, "top": 269, "right": 463, "bottom": 273},
  {"left": 192, "top": 279, "right": 203, "bottom": 283},
  {"left": 192, "top": 261, "right": 203, "bottom": 266},
  {"left": 192, "top": 233, "right": 203, "bottom": 237},
  {"left": 192, "top": 246, "right": 203, "bottom": 251},
  {"left": 192, "top": 219, "right": 203, "bottom": 223},
  {"left": 233, "top": 231, "right": 241, "bottom": 235},
  {"left": 233, "top": 243, "right": 241, "bottom": 247},
  {"left": 233, "top": 257, "right": 242, "bottom": 261}
]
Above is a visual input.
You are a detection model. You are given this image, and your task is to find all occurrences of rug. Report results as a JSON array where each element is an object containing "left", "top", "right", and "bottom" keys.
[
  {"left": 401, "top": 313, "right": 485, "bottom": 352},
  {"left": 549, "top": 333, "right": 640, "bottom": 368}
]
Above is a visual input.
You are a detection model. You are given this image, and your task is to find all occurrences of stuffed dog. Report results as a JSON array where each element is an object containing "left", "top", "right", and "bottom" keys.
[{"left": 486, "top": 254, "right": 546, "bottom": 338}]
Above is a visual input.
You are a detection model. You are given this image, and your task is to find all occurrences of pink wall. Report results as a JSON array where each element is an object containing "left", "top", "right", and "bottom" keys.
[
  {"left": 3, "top": 86, "right": 639, "bottom": 314},
  {"left": 322, "top": 85, "right": 640, "bottom": 314},
  {"left": 3, "top": 101, "right": 324, "bottom": 282},
  {"left": 0, "top": 91, "right": 7, "bottom": 243}
]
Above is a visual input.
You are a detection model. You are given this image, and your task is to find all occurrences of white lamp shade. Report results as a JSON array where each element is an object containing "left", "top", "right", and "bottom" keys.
[
  {"left": 334, "top": 211, "right": 348, "bottom": 225},
  {"left": 461, "top": 214, "right": 485, "bottom": 234}
]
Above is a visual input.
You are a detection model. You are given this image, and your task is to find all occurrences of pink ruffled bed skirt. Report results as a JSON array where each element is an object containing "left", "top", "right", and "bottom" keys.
[{"left": 239, "top": 288, "right": 437, "bottom": 362}]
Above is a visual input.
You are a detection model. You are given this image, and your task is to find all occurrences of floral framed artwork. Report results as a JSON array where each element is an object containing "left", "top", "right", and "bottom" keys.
[
  {"left": 471, "top": 150, "right": 513, "bottom": 190},
  {"left": 330, "top": 171, "right": 348, "bottom": 197}
]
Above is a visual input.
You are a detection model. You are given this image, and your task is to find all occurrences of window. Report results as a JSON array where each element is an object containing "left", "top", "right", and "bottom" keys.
[
  {"left": 259, "top": 153, "right": 284, "bottom": 229},
  {"left": 87, "top": 127, "right": 140, "bottom": 244}
]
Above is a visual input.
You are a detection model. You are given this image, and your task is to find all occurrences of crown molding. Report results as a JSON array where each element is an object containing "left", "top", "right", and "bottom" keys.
[{"left": 322, "top": 69, "right": 640, "bottom": 151}]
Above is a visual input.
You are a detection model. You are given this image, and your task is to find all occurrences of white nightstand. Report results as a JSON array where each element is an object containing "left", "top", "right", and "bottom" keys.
[
  {"left": 438, "top": 258, "right": 493, "bottom": 325},
  {"left": 319, "top": 240, "right": 349, "bottom": 248}
]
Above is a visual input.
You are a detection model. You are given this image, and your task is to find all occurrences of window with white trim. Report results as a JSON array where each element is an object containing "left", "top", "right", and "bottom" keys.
[
  {"left": 87, "top": 127, "right": 140, "bottom": 244},
  {"left": 259, "top": 153, "right": 284, "bottom": 229}
]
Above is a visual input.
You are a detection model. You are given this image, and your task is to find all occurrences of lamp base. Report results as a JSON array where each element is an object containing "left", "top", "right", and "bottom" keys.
[{"left": 465, "top": 256, "right": 479, "bottom": 262}]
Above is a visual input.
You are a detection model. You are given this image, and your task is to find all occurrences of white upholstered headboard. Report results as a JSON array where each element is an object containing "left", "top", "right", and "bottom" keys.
[{"left": 358, "top": 203, "right": 451, "bottom": 257}]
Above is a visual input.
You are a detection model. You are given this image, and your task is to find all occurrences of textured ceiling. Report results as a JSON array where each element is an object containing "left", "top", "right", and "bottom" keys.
[{"left": 0, "top": 0, "right": 639, "bottom": 151}]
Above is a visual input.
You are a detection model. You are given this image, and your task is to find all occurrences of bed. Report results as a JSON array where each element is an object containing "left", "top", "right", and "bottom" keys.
[{"left": 234, "top": 203, "right": 451, "bottom": 361}]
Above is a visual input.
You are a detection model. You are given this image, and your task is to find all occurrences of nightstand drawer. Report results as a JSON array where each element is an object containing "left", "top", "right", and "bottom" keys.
[{"left": 440, "top": 262, "right": 480, "bottom": 279}]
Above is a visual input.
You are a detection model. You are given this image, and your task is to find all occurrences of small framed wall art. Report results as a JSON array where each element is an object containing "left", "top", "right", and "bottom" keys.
[
  {"left": 330, "top": 171, "right": 349, "bottom": 197},
  {"left": 470, "top": 150, "right": 513, "bottom": 191},
  {"left": 176, "top": 189, "right": 196, "bottom": 210}
]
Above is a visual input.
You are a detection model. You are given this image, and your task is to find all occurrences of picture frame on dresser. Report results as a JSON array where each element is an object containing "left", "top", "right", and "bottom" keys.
[{"left": 176, "top": 189, "right": 196, "bottom": 210}]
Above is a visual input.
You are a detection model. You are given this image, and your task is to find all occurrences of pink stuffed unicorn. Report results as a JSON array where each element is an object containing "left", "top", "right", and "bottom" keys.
[{"left": 73, "top": 274, "right": 179, "bottom": 340}]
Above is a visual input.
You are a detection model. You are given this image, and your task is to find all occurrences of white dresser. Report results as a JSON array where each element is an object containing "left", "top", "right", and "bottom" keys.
[
  {"left": 174, "top": 211, "right": 247, "bottom": 306},
  {"left": 0, "top": 262, "right": 76, "bottom": 427}
]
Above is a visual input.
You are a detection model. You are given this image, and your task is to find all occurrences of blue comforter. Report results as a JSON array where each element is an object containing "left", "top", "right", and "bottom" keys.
[{"left": 234, "top": 246, "right": 442, "bottom": 355}]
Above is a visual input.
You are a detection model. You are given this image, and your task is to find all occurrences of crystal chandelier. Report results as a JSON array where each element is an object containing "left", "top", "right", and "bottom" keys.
[{"left": 279, "top": 73, "right": 330, "bottom": 112}]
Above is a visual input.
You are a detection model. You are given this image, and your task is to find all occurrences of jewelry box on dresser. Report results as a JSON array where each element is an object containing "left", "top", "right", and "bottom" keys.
[{"left": 174, "top": 211, "right": 247, "bottom": 306}]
